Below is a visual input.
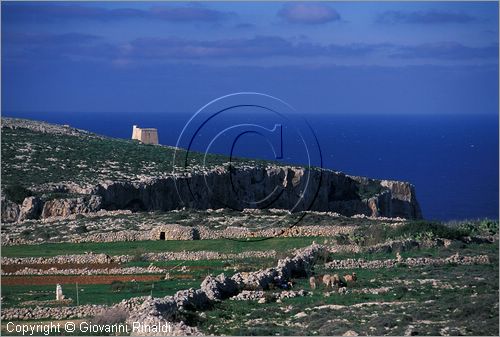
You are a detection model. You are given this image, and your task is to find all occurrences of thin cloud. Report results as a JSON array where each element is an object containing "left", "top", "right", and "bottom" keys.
[
  {"left": 4, "top": 32, "right": 498, "bottom": 64},
  {"left": 391, "top": 42, "right": 498, "bottom": 60},
  {"left": 127, "top": 36, "right": 381, "bottom": 59},
  {"left": 4, "top": 32, "right": 101, "bottom": 45},
  {"left": 2, "top": 3, "right": 234, "bottom": 23},
  {"left": 376, "top": 10, "right": 477, "bottom": 24},
  {"left": 278, "top": 3, "right": 341, "bottom": 24},
  {"left": 234, "top": 23, "right": 256, "bottom": 29}
]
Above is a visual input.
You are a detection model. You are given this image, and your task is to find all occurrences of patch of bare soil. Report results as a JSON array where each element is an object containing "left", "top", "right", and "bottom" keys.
[
  {"left": 1, "top": 262, "right": 120, "bottom": 273},
  {"left": 1, "top": 274, "right": 163, "bottom": 286}
]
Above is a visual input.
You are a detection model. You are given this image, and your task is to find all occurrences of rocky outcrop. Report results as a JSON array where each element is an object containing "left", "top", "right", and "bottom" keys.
[
  {"left": 19, "top": 196, "right": 43, "bottom": 221},
  {"left": 1, "top": 117, "right": 97, "bottom": 138},
  {"left": 92, "top": 166, "right": 421, "bottom": 219},
  {"left": 41, "top": 195, "right": 102, "bottom": 218},
  {"left": 2, "top": 166, "right": 422, "bottom": 222}
]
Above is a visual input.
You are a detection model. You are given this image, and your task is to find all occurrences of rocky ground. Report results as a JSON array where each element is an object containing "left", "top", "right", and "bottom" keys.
[{"left": 1, "top": 207, "right": 401, "bottom": 245}]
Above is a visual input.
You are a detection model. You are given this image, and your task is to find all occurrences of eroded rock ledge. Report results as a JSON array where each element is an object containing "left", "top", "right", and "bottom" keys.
[{"left": 2, "top": 166, "right": 422, "bottom": 223}]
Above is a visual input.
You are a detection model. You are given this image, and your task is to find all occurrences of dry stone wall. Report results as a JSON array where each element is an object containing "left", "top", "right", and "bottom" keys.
[
  {"left": 324, "top": 253, "right": 490, "bottom": 270},
  {"left": 126, "top": 244, "right": 327, "bottom": 335}
]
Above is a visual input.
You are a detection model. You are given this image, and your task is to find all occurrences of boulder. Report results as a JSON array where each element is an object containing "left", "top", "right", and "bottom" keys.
[
  {"left": 173, "top": 289, "right": 210, "bottom": 311},
  {"left": 200, "top": 273, "right": 238, "bottom": 301}
]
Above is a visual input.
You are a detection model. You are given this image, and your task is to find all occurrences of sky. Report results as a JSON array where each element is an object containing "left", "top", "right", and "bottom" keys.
[{"left": 2, "top": 1, "right": 499, "bottom": 114}]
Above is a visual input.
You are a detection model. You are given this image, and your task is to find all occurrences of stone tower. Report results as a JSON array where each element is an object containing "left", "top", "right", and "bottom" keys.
[
  {"left": 132, "top": 125, "right": 159, "bottom": 145},
  {"left": 56, "top": 284, "right": 64, "bottom": 301}
]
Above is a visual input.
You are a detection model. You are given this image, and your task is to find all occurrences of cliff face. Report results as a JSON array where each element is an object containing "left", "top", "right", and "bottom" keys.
[
  {"left": 94, "top": 166, "right": 422, "bottom": 219},
  {"left": 3, "top": 166, "right": 421, "bottom": 222}
]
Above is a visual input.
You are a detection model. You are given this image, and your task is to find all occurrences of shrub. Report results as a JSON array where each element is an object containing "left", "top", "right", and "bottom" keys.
[
  {"left": 75, "top": 225, "right": 88, "bottom": 234},
  {"left": 20, "top": 229, "right": 32, "bottom": 238},
  {"left": 3, "top": 184, "right": 32, "bottom": 204},
  {"left": 351, "top": 223, "right": 389, "bottom": 246},
  {"left": 110, "top": 281, "right": 126, "bottom": 292},
  {"left": 387, "top": 221, "right": 466, "bottom": 241},
  {"left": 131, "top": 248, "right": 147, "bottom": 262},
  {"left": 478, "top": 220, "right": 499, "bottom": 235},
  {"left": 334, "top": 234, "right": 350, "bottom": 245},
  {"left": 457, "top": 219, "right": 498, "bottom": 236}
]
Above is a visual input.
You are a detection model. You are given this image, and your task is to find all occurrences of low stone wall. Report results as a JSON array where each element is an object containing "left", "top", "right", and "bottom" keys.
[
  {"left": 70, "top": 224, "right": 357, "bottom": 243},
  {"left": 0, "top": 304, "right": 106, "bottom": 321},
  {"left": 0, "top": 296, "right": 148, "bottom": 322},
  {"left": 325, "top": 253, "right": 490, "bottom": 270},
  {"left": 1, "top": 250, "right": 276, "bottom": 267},
  {"left": 230, "top": 289, "right": 309, "bottom": 302},
  {"left": 2, "top": 265, "right": 165, "bottom": 276}
]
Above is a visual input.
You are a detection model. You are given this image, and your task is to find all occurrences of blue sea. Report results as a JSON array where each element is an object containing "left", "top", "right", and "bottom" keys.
[{"left": 3, "top": 111, "right": 498, "bottom": 221}]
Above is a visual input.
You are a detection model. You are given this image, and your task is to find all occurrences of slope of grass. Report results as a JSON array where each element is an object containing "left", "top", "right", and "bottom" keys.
[
  {"left": 196, "top": 243, "right": 499, "bottom": 336},
  {"left": 1, "top": 125, "right": 233, "bottom": 188}
]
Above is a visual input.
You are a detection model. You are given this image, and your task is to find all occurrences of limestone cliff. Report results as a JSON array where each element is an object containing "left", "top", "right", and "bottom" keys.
[
  {"left": 93, "top": 166, "right": 421, "bottom": 219},
  {"left": 1, "top": 165, "right": 422, "bottom": 222}
]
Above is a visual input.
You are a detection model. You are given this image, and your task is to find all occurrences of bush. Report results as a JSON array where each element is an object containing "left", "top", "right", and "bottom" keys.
[
  {"left": 20, "top": 229, "right": 32, "bottom": 238},
  {"left": 131, "top": 248, "right": 147, "bottom": 262},
  {"left": 350, "top": 223, "right": 389, "bottom": 246},
  {"left": 75, "top": 225, "right": 89, "bottom": 234},
  {"left": 334, "top": 234, "right": 350, "bottom": 245},
  {"left": 387, "top": 221, "right": 466, "bottom": 241},
  {"left": 3, "top": 184, "right": 32, "bottom": 204},
  {"left": 478, "top": 220, "right": 499, "bottom": 235},
  {"left": 458, "top": 219, "right": 499, "bottom": 236},
  {"left": 110, "top": 281, "right": 126, "bottom": 292}
]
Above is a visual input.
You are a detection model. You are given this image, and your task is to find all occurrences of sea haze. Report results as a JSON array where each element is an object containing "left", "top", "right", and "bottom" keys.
[{"left": 4, "top": 111, "right": 498, "bottom": 221}]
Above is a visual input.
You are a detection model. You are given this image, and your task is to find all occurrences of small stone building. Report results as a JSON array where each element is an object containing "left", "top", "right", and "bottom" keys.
[
  {"left": 132, "top": 125, "right": 159, "bottom": 145},
  {"left": 151, "top": 224, "right": 199, "bottom": 241}
]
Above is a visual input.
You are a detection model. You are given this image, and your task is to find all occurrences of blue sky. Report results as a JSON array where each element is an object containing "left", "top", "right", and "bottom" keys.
[{"left": 2, "top": 1, "right": 499, "bottom": 114}]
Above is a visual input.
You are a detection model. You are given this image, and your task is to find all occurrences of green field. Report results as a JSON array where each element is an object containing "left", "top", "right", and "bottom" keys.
[{"left": 1, "top": 240, "right": 498, "bottom": 336}]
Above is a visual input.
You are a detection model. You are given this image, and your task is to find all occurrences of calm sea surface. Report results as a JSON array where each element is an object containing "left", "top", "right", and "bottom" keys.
[{"left": 4, "top": 111, "right": 498, "bottom": 221}]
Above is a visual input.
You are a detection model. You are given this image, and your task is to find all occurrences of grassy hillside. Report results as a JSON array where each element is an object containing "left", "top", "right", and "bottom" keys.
[{"left": 1, "top": 118, "right": 262, "bottom": 188}]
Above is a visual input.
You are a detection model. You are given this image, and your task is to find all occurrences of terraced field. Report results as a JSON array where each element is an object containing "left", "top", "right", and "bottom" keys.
[{"left": 1, "top": 227, "right": 498, "bottom": 336}]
